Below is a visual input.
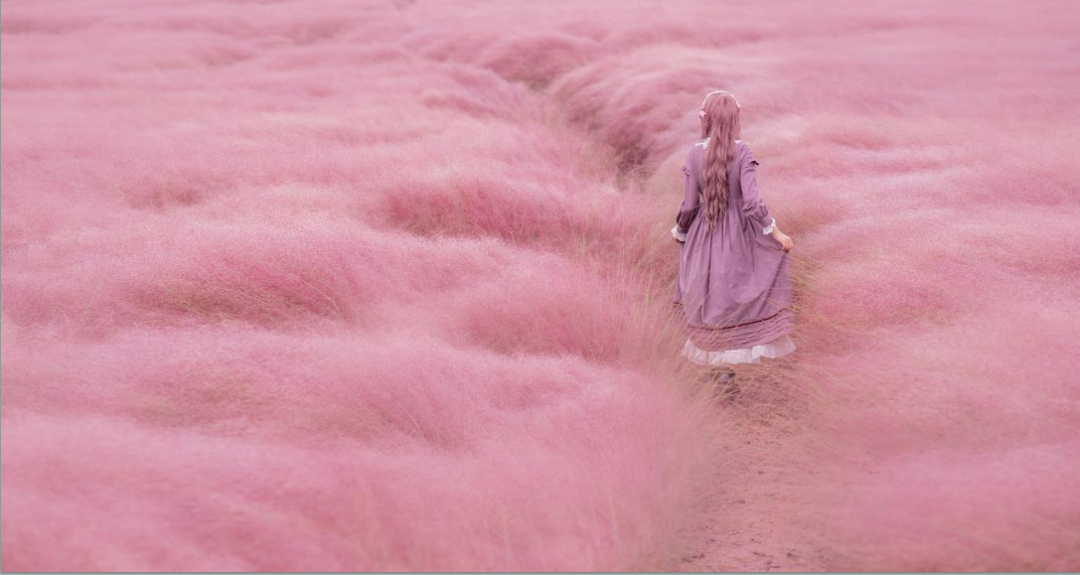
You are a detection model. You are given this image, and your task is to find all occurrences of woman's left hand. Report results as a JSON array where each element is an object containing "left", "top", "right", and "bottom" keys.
[{"left": 774, "top": 231, "right": 794, "bottom": 251}]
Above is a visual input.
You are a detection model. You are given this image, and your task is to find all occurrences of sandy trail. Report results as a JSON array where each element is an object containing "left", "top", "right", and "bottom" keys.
[
  {"left": 650, "top": 366, "right": 828, "bottom": 572},
  {"left": 525, "top": 71, "right": 826, "bottom": 572}
]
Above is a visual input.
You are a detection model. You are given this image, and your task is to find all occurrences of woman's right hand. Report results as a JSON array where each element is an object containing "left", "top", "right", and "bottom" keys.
[{"left": 772, "top": 229, "right": 794, "bottom": 251}]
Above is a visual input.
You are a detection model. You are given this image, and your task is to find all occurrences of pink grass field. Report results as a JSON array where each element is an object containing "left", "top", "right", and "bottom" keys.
[{"left": 2, "top": 0, "right": 1079, "bottom": 571}]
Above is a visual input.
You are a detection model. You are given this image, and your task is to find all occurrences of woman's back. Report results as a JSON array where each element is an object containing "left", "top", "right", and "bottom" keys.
[
  {"left": 672, "top": 123, "right": 795, "bottom": 366},
  {"left": 679, "top": 139, "right": 775, "bottom": 238}
]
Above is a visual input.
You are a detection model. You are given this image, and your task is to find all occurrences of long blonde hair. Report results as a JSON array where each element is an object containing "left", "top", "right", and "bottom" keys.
[{"left": 698, "top": 90, "right": 742, "bottom": 232}]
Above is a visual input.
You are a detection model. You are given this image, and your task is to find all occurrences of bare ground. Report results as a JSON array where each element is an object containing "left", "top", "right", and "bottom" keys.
[{"left": 657, "top": 363, "right": 830, "bottom": 572}]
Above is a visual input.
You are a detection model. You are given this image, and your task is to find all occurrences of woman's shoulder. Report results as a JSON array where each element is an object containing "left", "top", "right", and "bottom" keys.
[
  {"left": 687, "top": 139, "right": 706, "bottom": 160},
  {"left": 694, "top": 138, "right": 751, "bottom": 150},
  {"left": 735, "top": 139, "right": 755, "bottom": 159},
  {"left": 689, "top": 139, "right": 752, "bottom": 166}
]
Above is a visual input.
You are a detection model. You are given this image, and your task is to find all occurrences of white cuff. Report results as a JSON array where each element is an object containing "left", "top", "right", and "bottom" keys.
[
  {"left": 671, "top": 225, "right": 687, "bottom": 242},
  {"left": 762, "top": 217, "right": 776, "bottom": 235}
]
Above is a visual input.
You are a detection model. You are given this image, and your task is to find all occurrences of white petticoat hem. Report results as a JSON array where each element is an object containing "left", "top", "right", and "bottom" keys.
[{"left": 682, "top": 334, "right": 796, "bottom": 366}]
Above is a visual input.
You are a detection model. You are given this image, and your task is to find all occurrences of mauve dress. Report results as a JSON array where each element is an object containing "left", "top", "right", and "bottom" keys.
[{"left": 671, "top": 139, "right": 795, "bottom": 365}]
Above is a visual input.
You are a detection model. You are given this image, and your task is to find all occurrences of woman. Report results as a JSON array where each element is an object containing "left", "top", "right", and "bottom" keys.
[{"left": 671, "top": 90, "right": 796, "bottom": 375}]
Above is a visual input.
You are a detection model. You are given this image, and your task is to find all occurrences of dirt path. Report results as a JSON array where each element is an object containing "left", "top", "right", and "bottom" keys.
[
  {"left": 519, "top": 62, "right": 827, "bottom": 572},
  {"left": 661, "top": 366, "right": 829, "bottom": 572}
]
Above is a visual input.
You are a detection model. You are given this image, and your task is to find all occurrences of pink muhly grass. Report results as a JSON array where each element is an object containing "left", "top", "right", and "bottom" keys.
[
  {"left": 3, "top": 0, "right": 1080, "bottom": 572},
  {"left": 0, "top": 1, "right": 723, "bottom": 571}
]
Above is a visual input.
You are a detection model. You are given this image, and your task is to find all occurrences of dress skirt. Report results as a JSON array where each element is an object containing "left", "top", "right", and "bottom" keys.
[
  {"left": 672, "top": 139, "right": 796, "bottom": 366},
  {"left": 673, "top": 301, "right": 797, "bottom": 366},
  {"left": 682, "top": 334, "right": 796, "bottom": 366}
]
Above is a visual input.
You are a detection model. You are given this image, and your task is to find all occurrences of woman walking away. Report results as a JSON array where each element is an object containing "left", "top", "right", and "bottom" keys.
[{"left": 671, "top": 90, "right": 796, "bottom": 381}]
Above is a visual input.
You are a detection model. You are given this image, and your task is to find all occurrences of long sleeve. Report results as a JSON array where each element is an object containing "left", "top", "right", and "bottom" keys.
[
  {"left": 739, "top": 146, "right": 776, "bottom": 235},
  {"left": 675, "top": 151, "right": 700, "bottom": 236}
]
